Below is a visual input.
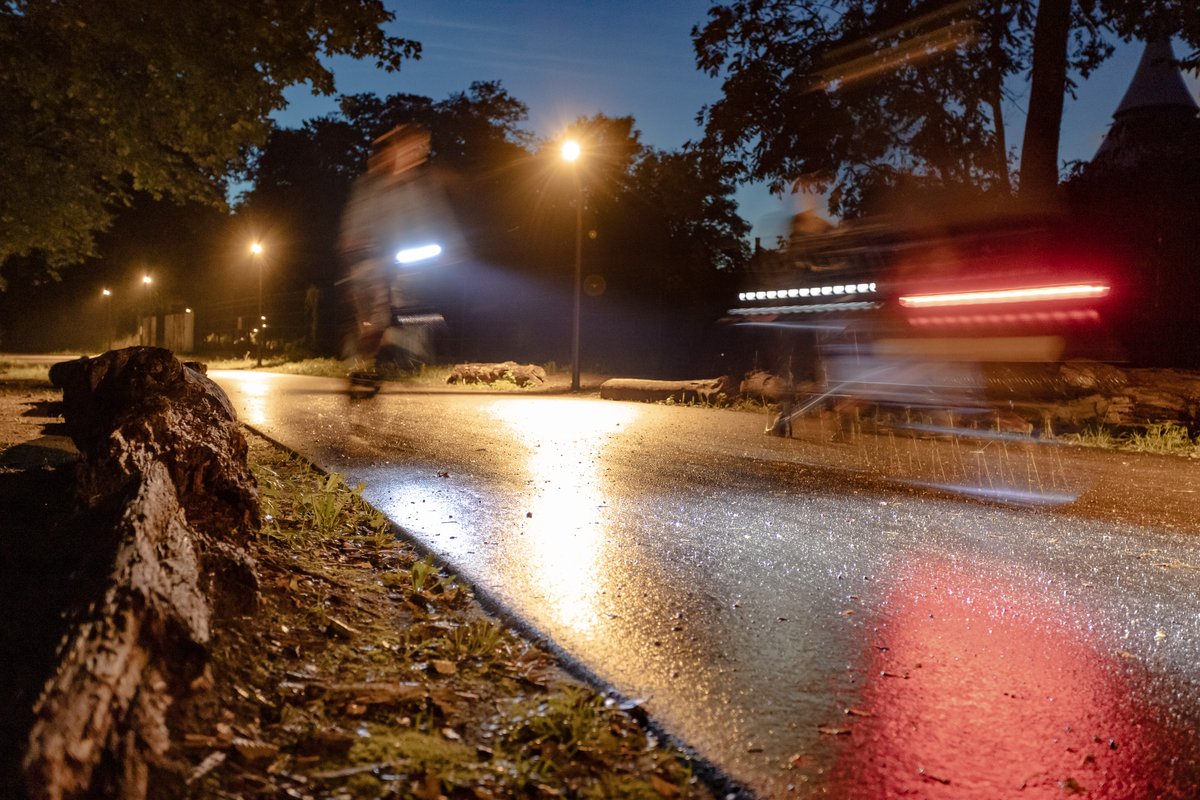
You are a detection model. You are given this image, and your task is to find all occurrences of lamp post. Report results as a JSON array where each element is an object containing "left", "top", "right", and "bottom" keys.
[
  {"left": 101, "top": 288, "right": 113, "bottom": 351},
  {"left": 561, "top": 139, "right": 583, "bottom": 392},
  {"left": 141, "top": 274, "right": 153, "bottom": 346},
  {"left": 250, "top": 242, "right": 265, "bottom": 367}
]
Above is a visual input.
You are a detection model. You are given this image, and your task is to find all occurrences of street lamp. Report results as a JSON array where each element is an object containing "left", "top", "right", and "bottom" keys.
[
  {"left": 250, "top": 242, "right": 265, "bottom": 366},
  {"left": 101, "top": 288, "right": 113, "bottom": 351},
  {"left": 561, "top": 139, "right": 583, "bottom": 392},
  {"left": 141, "top": 275, "right": 153, "bottom": 346}
]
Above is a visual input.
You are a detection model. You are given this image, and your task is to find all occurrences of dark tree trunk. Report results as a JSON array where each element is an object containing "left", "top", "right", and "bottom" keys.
[
  {"left": 1019, "top": 0, "right": 1073, "bottom": 204},
  {"left": 986, "top": 0, "right": 1011, "bottom": 191},
  {"left": 24, "top": 347, "right": 260, "bottom": 800}
]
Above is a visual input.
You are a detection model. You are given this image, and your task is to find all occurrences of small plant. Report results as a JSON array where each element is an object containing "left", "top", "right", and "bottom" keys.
[
  {"left": 500, "top": 686, "right": 607, "bottom": 758},
  {"left": 347, "top": 529, "right": 395, "bottom": 550},
  {"left": 1070, "top": 424, "right": 1116, "bottom": 449},
  {"left": 301, "top": 473, "right": 352, "bottom": 535},
  {"left": 304, "top": 584, "right": 330, "bottom": 627},
  {"left": 410, "top": 554, "right": 438, "bottom": 593},
  {"left": 445, "top": 619, "right": 505, "bottom": 660},
  {"left": 1127, "top": 421, "right": 1195, "bottom": 454}
]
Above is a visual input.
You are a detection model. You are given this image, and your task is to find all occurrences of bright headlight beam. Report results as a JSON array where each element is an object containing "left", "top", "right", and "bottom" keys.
[
  {"left": 899, "top": 283, "right": 1110, "bottom": 308},
  {"left": 395, "top": 243, "right": 443, "bottom": 264}
]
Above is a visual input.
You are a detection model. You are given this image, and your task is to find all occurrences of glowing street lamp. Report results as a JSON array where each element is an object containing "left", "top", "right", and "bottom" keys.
[
  {"left": 139, "top": 274, "right": 155, "bottom": 345},
  {"left": 101, "top": 288, "right": 113, "bottom": 350},
  {"left": 561, "top": 138, "right": 583, "bottom": 392},
  {"left": 250, "top": 242, "right": 265, "bottom": 366}
]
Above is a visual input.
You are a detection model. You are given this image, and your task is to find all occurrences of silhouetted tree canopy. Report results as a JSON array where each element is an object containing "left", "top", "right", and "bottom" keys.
[
  {"left": 692, "top": 0, "right": 1200, "bottom": 214},
  {"left": 0, "top": 0, "right": 419, "bottom": 279}
]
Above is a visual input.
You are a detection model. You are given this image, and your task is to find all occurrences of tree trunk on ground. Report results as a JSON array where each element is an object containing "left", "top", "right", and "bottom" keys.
[
  {"left": 599, "top": 376, "right": 737, "bottom": 404},
  {"left": 447, "top": 362, "right": 547, "bottom": 387},
  {"left": 24, "top": 347, "right": 260, "bottom": 800},
  {"left": 1019, "top": 0, "right": 1073, "bottom": 204}
]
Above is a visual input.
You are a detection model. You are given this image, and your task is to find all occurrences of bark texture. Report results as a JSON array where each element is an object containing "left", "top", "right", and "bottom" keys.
[
  {"left": 24, "top": 347, "right": 260, "bottom": 800},
  {"left": 1018, "top": 0, "right": 1072, "bottom": 203},
  {"left": 599, "top": 376, "right": 737, "bottom": 404},
  {"left": 447, "top": 361, "right": 547, "bottom": 387}
]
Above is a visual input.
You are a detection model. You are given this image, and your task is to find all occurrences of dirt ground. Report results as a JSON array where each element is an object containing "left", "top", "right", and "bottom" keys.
[{"left": 0, "top": 384, "right": 719, "bottom": 800}]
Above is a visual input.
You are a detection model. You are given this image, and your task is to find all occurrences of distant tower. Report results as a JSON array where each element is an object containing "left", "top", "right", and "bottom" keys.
[
  {"left": 1074, "top": 37, "right": 1200, "bottom": 368},
  {"left": 1090, "top": 38, "right": 1200, "bottom": 172}
]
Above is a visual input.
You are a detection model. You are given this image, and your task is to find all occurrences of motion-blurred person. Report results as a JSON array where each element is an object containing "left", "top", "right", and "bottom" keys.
[{"left": 337, "top": 124, "right": 458, "bottom": 387}]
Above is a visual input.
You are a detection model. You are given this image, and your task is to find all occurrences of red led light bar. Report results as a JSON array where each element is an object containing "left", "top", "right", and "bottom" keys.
[{"left": 899, "top": 283, "right": 1110, "bottom": 309}]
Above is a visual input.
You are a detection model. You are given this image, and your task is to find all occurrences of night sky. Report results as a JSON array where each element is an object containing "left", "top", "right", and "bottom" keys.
[{"left": 277, "top": 1, "right": 1200, "bottom": 241}]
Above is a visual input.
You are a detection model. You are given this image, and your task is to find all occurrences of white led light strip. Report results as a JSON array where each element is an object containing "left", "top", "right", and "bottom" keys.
[{"left": 738, "top": 282, "right": 876, "bottom": 302}]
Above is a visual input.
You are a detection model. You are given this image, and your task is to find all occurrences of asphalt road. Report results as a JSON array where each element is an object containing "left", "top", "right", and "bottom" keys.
[{"left": 212, "top": 370, "right": 1200, "bottom": 799}]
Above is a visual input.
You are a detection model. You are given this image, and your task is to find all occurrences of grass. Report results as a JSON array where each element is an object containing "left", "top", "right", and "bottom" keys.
[
  {"left": 1066, "top": 421, "right": 1200, "bottom": 458},
  {"left": 0, "top": 362, "right": 52, "bottom": 385},
  {"left": 180, "top": 435, "right": 716, "bottom": 800}
]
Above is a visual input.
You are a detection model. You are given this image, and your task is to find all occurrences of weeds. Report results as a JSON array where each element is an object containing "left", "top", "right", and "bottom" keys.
[
  {"left": 444, "top": 619, "right": 506, "bottom": 660},
  {"left": 500, "top": 686, "right": 607, "bottom": 758},
  {"left": 251, "top": 451, "right": 393, "bottom": 545},
  {"left": 1127, "top": 422, "right": 1196, "bottom": 454},
  {"left": 409, "top": 554, "right": 459, "bottom": 595},
  {"left": 1070, "top": 424, "right": 1116, "bottom": 449},
  {"left": 1065, "top": 421, "right": 1200, "bottom": 457},
  {"left": 0, "top": 362, "right": 52, "bottom": 385},
  {"left": 302, "top": 473, "right": 353, "bottom": 534}
]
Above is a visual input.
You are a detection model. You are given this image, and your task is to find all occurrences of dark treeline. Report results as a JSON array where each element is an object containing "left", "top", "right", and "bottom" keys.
[
  {"left": 1, "top": 81, "right": 751, "bottom": 378},
  {"left": 234, "top": 81, "right": 750, "bottom": 375}
]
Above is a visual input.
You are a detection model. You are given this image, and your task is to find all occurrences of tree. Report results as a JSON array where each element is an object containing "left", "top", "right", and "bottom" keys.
[
  {"left": 238, "top": 83, "right": 535, "bottom": 287},
  {"left": 0, "top": 0, "right": 419, "bottom": 274},
  {"left": 1019, "top": 1, "right": 1199, "bottom": 200},
  {"left": 693, "top": 0, "right": 1200, "bottom": 214}
]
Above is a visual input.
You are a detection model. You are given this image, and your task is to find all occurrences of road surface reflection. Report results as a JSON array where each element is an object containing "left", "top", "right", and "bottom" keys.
[
  {"left": 485, "top": 399, "right": 639, "bottom": 635},
  {"left": 831, "top": 556, "right": 1189, "bottom": 798}
]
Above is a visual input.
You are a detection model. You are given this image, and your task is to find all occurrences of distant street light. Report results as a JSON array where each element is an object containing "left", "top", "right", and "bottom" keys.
[
  {"left": 250, "top": 242, "right": 265, "bottom": 366},
  {"left": 561, "top": 138, "right": 583, "bottom": 392},
  {"left": 101, "top": 288, "right": 113, "bottom": 351}
]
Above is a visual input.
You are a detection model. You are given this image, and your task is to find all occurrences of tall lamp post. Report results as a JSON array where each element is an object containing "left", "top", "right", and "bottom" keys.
[
  {"left": 250, "top": 242, "right": 265, "bottom": 367},
  {"left": 101, "top": 288, "right": 113, "bottom": 351},
  {"left": 141, "top": 274, "right": 153, "bottom": 346},
  {"left": 561, "top": 139, "right": 583, "bottom": 392}
]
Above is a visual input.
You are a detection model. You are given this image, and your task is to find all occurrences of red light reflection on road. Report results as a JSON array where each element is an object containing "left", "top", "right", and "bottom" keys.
[{"left": 832, "top": 558, "right": 1178, "bottom": 798}]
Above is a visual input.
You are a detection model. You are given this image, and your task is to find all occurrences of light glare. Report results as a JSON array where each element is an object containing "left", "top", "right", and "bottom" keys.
[
  {"left": 395, "top": 243, "right": 443, "bottom": 264},
  {"left": 899, "top": 283, "right": 1111, "bottom": 308}
]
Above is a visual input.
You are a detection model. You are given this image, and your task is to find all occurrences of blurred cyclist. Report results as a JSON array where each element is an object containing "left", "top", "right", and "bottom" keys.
[{"left": 337, "top": 124, "right": 456, "bottom": 386}]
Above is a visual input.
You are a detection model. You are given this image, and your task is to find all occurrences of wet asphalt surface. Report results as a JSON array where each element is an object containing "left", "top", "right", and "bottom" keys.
[{"left": 212, "top": 371, "right": 1200, "bottom": 799}]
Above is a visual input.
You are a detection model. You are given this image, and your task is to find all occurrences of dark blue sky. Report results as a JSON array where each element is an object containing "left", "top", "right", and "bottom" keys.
[{"left": 278, "top": 1, "right": 1199, "bottom": 241}]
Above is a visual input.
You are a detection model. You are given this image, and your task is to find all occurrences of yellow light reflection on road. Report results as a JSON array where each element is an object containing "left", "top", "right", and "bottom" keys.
[
  {"left": 228, "top": 371, "right": 273, "bottom": 427},
  {"left": 487, "top": 399, "right": 639, "bottom": 636}
]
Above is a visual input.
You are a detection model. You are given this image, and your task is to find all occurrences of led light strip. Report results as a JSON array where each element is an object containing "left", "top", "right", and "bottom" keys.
[
  {"left": 738, "top": 282, "right": 876, "bottom": 302},
  {"left": 899, "top": 283, "right": 1109, "bottom": 308},
  {"left": 729, "top": 301, "right": 882, "bottom": 315}
]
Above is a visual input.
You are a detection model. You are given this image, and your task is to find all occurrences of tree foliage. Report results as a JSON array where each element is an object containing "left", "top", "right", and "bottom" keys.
[
  {"left": 0, "top": 0, "right": 419, "bottom": 273},
  {"left": 693, "top": 0, "right": 1200, "bottom": 215}
]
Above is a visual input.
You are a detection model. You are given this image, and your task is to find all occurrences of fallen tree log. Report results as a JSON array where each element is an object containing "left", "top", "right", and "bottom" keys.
[
  {"left": 24, "top": 347, "right": 259, "bottom": 800},
  {"left": 447, "top": 361, "right": 547, "bottom": 387},
  {"left": 599, "top": 377, "right": 736, "bottom": 405}
]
